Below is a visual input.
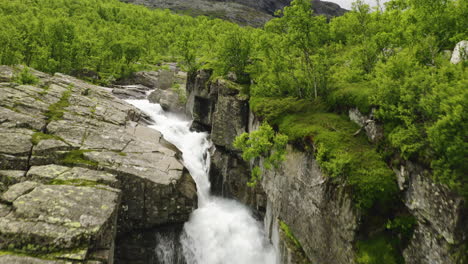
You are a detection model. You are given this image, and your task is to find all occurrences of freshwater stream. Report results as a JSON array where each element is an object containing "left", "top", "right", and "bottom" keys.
[{"left": 126, "top": 99, "right": 276, "bottom": 264}]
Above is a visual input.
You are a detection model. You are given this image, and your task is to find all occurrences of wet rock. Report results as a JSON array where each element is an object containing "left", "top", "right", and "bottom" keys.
[
  {"left": 112, "top": 84, "right": 150, "bottom": 99},
  {"left": 209, "top": 148, "right": 265, "bottom": 212},
  {"left": 148, "top": 88, "right": 184, "bottom": 113}
]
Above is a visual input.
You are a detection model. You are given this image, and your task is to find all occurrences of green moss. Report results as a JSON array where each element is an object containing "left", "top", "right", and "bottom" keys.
[
  {"left": 251, "top": 96, "right": 398, "bottom": 210},
  {"left": 0, "top": 247, "right": 88, "bottom": 261},
  {"left": 356, "top": 234, "right": 404, "bottom": 264},
  {"left": 171, "top": 82, "right": 187, "bottom": 104},
  {"left": 3, "top": 105, "right": 20, "bottom": 113},
  {"left": 279, "top": 110, "right": 397, "bottom": 210},
  {"left": 45, "top": 85, "right": 73, "bottom": 122},
  {"left": 31, "top": 132, "right": 64, "bottom": 145},
  {"left": 49, "top": 178, "right": 98, "bottom": 187},
  {"left": 38, "top": 84, "right": 50, "bottom": 96},
  {"left": 61, "top": 150, "right": 98, "bottom": 167},
  {"left": 279, "top": 220, "right": 303, "bottom": 251},
  {"left": 452, "top": 242, "right": 468, "bottom": 263}
]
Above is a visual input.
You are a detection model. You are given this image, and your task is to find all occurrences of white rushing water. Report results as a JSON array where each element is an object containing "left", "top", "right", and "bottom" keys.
[{"left": 126, "top": 100, "right": 276, "bottom": 264}]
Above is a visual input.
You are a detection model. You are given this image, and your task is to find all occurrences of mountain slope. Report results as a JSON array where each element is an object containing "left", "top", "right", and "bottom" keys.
[{"left": 120, "top": 0, "right": 346, "bottom": 26}]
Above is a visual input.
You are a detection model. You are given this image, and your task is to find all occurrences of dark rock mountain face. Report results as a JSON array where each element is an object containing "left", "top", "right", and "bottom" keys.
[
  {"left": 121, "top": 0, "right": 346, "bottom": 27},
  {"left": 223, "top": 0, "right": 346, "bottom": 16}
]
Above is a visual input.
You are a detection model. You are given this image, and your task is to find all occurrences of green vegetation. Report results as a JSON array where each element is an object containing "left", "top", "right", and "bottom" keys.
[
  {"left": 0, "top": 0, "right": 250, "bottom": 83},
  {"left": 0, "top": 0, "right": 464, "bottom": 217},
  {"left": 13, "top": 67, "right": 39, "bottom": 85},
  {"left": 171, "top": 82, "right": 187, "bottom": 104},
  {"left": 279, "top": 220, "right": 303, "bottom": 251},
  {"left": 233, "top": 123, "right": 288, "bottom": 186},
  {"left": 31, "top": 132, "right": 64, "bottom": 145},
  {"left": 44, "top": 86, "right": 72, "bottom": 121},
  {"left": 1, "top": 0, "right": 466, "bottom": 261},
  {"left": 356, "top": 234, "right": 404, "bottom": 264},
  {"left": 49, "top": 178, "right": 99, "bottom": 187},
  {"left": 61, "top": 150, "right": 98, "bottom": 167}
]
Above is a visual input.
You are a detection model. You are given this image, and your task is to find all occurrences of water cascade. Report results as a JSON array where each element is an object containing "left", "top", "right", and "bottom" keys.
[{"left": 126, "top": 100, "right": 276, "bottom": 264}]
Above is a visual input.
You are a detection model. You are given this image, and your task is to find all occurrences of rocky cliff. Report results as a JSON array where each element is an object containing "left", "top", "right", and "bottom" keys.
[
  {"left": 120, "top": 0, "right": 346, "bottom": 27},
  {"left": 0, "top": 66, "right": 197, "bottom": 264},
  {"left": 185, "top": 69, "right": 467, "bottom": 264}
]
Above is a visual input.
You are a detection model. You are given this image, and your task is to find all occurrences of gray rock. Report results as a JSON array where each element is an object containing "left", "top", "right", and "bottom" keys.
[
  {"left": 0, "top": 170, "right": 26, "bottom": 186},
  {"left": 132, "top": 71, "right": 159, "bottom": 88},
  {"left": 112, "top": 84, "right": 150, "bottom": 99},
  {"left": 450, "top": 40, "right": 468, "bottom": 64},
  {"left": 157, "top": 70, "right": 175, "bottom": 90},
  {"left": 403, "top": 222, "right": 455, "bottom": 264},
  {"left": 0, "top": 128, "right": 34, "bottom": 157},
  {"left": 263, "top": 146, "right": 359, "bottom": 264},
  {"left": 5, "top": 184, "right": 120, "bottom": 250},
  {"left": 84, "top": 150, "right": 197, "bottom": 231},
  {"left": 27, "top": 165, "right": 119, "bottom": 187},
  {"left": 1, "top": 181, "right": 40, "bottom": 203},
  {"left": 185, "top": 69, "right": 213, "bottom": 119},
  {"left": 0, "top": 255, "right": 66, "bottom": 264},
  {"left": 348, "top": 108, "right": 383, "bottom": 143},
  {"left": 211, "top": 94, "right": 249, "bottom": 150},
  {"left": 402, "top": 162, "right": 467, "bottom": 246},
  {"left": 148, "top": 88, "right": 184, "bottom": 113},
  {"left": 0, "top": 66, "right": 198, "bottom": 263},
  {"left": 209, "top": 147, "right": 265, "bottom": 212}
]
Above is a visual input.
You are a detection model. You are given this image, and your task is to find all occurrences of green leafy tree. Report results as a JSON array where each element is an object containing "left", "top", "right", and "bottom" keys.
[{"left": 233, "top": 123, "right": 288, "bottom": 186}]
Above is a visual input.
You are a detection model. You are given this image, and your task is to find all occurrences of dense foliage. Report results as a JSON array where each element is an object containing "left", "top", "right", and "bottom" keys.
[
  {"left": 0, "top": 0, "right": 254, "bottom": 83},
  {"left": 1, "top": 0, "right": 466, "bottom": 210},
  {"left": 233, "top": 123, "right": 288, "bottom": 186}
]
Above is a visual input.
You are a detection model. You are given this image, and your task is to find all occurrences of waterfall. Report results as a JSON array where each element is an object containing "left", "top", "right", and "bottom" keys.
[{"left": 126, "top": 100, "right": 276, "bottom": 264}]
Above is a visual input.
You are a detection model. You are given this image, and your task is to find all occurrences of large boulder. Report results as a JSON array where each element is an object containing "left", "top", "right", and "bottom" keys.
[{"left": 148, "top": 88, "right": 184, "bottom": 113}]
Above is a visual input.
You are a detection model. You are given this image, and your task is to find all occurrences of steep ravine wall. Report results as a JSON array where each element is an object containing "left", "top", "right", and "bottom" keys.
[{"left": 185, "top": 69, "right": 468, "bottom": 264}]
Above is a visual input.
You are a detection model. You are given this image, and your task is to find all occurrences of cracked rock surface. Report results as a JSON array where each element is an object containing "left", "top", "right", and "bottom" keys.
[{"left": 0, "top": 66, "right": 197, "bottom": 263}]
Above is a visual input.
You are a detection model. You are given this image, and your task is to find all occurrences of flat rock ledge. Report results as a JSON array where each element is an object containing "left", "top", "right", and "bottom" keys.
[{"left": 0, "top": 66, "right": 197, "bottom": 263}]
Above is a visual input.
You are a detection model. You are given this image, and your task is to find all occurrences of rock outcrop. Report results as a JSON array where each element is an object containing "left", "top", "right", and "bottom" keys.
[
  {"left": 185, "top": 70, "right": 265, "bottom": 212},
  {"left": 396, "top": 162, "right": 467, "bottom": 264},
  {"left": 263, "top": 146, "right": 359, "bottom": 264},
  {"left": 349, "top": 107, "right": 468, "bottom": 264},
  {"left": 0, "top": 66, "right": 197, "bottom": 263}
]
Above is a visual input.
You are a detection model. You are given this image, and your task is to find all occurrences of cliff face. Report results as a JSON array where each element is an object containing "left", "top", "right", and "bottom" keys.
[
  {"left": 262, "top": 146, "right": 359, "bottom": 264},
  {"left": 184, "top": 70, "right": 266, "bottom": 212},
  {"left": 185, "top": 69, "right": 467, "bottom": 264},
  {"left": 0, "top": 66, "right": 197, "bottom": 264},
  {"left": 120, "top": 0, "right": 346, "bottom": 27}
]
